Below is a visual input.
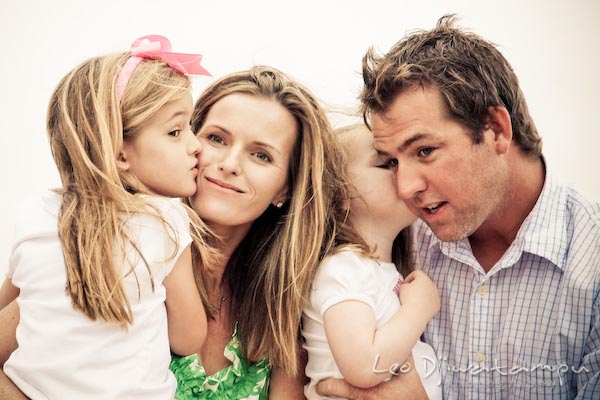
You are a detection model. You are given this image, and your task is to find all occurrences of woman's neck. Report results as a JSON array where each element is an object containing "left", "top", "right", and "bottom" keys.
[{"left": 207, "top": 222, "right": 253, "bottom": 282}]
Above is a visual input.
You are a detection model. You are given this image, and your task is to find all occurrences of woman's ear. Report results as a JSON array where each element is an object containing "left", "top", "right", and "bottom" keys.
[
  {"left": 116, "top": 149, "right": 130, "bottom": 171},
  {"left": 272, "top": 184, "right": 289, "bottom": 208},
  {"left": 485, "top": 106, "right": 513, "bottom": 155}
]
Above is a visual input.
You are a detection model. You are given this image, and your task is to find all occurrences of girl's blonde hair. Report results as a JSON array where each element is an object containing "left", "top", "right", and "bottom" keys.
[
  {"left": 47, "top": 53, "right": 216, "bottom": 327},
  {"left": 335, "top": 123, "right": 414, "bottom": 278},
  {"left": 190, "top": 66, "right": 366, "bottom": 375}
]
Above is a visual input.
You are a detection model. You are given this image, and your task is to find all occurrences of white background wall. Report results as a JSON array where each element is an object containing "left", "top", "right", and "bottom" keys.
[{"left": 1, "top": 0, "right": 599, "bottom": 276}]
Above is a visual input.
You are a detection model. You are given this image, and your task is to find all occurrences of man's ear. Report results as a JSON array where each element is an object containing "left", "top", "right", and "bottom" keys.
[
  {"left": 485, "top": 106, "right": 513, "bottom": 155},
  {"left": 116, "top": 149, "right": 130, "bottom": 171}
]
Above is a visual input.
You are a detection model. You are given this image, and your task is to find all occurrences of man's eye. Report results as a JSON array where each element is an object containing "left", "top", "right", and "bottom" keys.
[
  {"left": 377, "top": 158, "right": 398, "bottom": 169},
  {"left": 418, "top": 147, "right": 434, "bottom": 157}
]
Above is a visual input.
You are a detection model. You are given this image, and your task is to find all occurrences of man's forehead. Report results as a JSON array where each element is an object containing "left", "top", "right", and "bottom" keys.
[
  {"left": 370, "top": 85, "right": 444, "bottom": 133},
  {"left": 372, "top": 137, "right": 393, "bottom": 156},
  {"left": 370, "top": 109, "right": 409, "bottom": 143},
  {"left": 373, "top": 147, "right": 390, "bottom": 158},
  {"left": 370, "top": 114, "right": 396, "bottom": 139}
]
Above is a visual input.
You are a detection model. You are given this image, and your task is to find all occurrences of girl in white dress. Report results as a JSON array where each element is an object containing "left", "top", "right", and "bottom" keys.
[
  {"left": 302, "top": 123, "right": 442, "bottom": 399},
  {"left": 0, "top": 35, "right": 216, "bottom": 400}
]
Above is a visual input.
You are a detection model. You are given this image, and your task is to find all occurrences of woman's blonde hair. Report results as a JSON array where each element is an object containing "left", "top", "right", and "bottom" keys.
[
  {"left": 190, "top": 66, "right": 366, "bottom": 375},
  {"left": 335, "top": 123, "right": 414, "bottom": 278},
  {"left": 47, "top": 53, "right": 215, "bottom": 327}
]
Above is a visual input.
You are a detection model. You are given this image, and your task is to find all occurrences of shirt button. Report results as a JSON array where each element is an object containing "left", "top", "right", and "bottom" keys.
[
  {"left": 477, "top": 285, "right": 489, "bottom": 296},
  {"left": 474, "top": 352, "right": 485, "bottom": 363}
]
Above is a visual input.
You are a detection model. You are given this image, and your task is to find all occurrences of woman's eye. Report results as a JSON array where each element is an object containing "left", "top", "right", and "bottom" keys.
[
  {"left": 207, "top": 134, "right": 225, "bottom": 144},
  {"left": 168, "top": 130, "right": 181, "bottom": 138},
  {"left": 254, "top": 152, "right": 272, "bottom": 163}
]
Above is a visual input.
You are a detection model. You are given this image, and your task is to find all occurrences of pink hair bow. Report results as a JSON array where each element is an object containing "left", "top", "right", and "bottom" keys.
[{"left": 116, "top": 35, "right": 210, "bottom": 101}]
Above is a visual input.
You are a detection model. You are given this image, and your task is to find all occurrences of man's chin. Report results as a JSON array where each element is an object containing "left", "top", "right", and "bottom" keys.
[{"left": 428, "top": 223, "right": 472, "bottom": 242}]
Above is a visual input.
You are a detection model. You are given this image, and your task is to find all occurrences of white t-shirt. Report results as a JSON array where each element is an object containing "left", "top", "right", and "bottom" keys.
[
  {"left": 5, "top": 191, "right": 192, "bottom": 400},
  {"left": 302, "top": 249, "right": 442, "bottom": 400}
]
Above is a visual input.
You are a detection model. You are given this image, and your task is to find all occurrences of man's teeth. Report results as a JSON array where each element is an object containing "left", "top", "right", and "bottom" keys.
[{"left": 427, "top": 203, "right": 442, "bottom": 212}]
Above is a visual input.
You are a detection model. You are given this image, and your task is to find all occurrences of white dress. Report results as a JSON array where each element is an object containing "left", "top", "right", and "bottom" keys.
[
  {"left": 4, "top": 191, "right": 191, "bottom": 400},
  {"left": 302, "top": 249, "right": 442, "bottom": 400}
]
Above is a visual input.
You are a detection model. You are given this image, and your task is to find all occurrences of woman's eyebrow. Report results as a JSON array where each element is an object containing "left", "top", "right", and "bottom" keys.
[
  {"left": 200, "top": 123, "right": 232, "bottom": 136},
  {"left": 253, "top": 141, "right": 281, "bottom": 155}
]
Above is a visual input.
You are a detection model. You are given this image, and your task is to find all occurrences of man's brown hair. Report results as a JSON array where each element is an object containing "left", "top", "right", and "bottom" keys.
[{"left": 361, "top": 14, "right": 542, "bottom": 157}]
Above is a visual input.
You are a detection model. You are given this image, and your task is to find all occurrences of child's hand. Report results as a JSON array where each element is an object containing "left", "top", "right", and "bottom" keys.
[{"left": 398, "top": 270, "right": 440, "bottom": 319}]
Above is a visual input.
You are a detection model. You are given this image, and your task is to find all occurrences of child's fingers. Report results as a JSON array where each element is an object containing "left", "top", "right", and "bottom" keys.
[{"left": 402, "top": 270, "right": 421, "bottom": 283}]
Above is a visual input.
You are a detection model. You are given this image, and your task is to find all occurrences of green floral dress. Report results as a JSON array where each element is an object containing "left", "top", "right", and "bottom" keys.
[{"left": 170, "top": 323, "right": 271, "bottom": 399}]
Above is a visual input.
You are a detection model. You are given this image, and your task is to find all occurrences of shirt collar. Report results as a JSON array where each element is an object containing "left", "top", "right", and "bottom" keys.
[{"left": 513, "top": 170, "right": 569, "bottom": 269}]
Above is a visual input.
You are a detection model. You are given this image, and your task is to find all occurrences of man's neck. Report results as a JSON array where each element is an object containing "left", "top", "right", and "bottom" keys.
[{"left": 469, "top": 155, "right": 545, "bottom": 272}]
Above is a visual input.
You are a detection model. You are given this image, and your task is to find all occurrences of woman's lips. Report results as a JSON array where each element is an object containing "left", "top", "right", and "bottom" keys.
[{"left": 205, "top": 177, "right": 244, "bottom": 193}]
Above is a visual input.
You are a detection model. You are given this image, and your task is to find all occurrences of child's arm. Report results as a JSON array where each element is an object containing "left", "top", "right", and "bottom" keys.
[
  {"left": 315, "top": 354, "right": 429, "bottom": 400},
  {"left": 0, "top": 300, "right": 19, "bottom": 366},
  {"left": 0, "top": 371, "right": 27, "bottom": 400},
  {"left": 163, "top": 245, "right": 207, "bottom": 356},
  {"left": 0, "top": 278, "right": 19, "bottom": 310},
  {"left": 269, "top": 342, "right": 308, "bottom": 399},
  {"left": 0, "top": 301, "right": 27, "bottom": 399},
  {"left": 323, "top": 270, "right": 439, "bottom": 389}
]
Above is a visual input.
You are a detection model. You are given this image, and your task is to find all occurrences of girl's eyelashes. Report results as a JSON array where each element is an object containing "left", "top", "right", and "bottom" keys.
[{"left": 168, "top": 129, "right": 181, "bottom": 138}]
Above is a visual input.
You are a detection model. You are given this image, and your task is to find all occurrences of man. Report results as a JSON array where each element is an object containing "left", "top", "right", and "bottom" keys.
[{"left": 318, "top": 14, "right": 599, "bottom": 399}]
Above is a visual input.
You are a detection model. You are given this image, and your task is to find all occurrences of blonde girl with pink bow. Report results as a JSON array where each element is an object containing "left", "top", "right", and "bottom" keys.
[{"left": 0, "top": 35, "right": 216, "bottom": 399}]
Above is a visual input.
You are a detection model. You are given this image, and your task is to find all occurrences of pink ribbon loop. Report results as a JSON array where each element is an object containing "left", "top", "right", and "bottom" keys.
[
  {"left": 129, "top": 35, "right": 210, "bottom": 76},
  {"left": 116, "top": 35, "right": 210, "bottom": 101}
]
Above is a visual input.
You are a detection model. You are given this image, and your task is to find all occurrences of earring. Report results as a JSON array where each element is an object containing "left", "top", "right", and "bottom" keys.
[{"left": 276, "top": 202, "right": 284, "bottom": 208}]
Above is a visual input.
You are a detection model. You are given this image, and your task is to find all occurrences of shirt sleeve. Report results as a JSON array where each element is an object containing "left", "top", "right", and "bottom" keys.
[
  {"left": 7, "top": 251, "right": 17, "bottom": 279},
  {"left": 155, "top": 198, "right": 192, "bottom": 276},
  {"left": 132, "top": 196, "right": 193, "bottom": 278},
  {"left": 311, "top": 250, "right": 380, "bottom": 317},
  {"left": 7, "top": 193, "right": 54, "bottom": 279},
  {"left": 576, "top": 285, "right": 600, "bottom": 398}
]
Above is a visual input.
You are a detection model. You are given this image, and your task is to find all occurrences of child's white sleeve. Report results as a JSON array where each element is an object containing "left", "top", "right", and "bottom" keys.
[
  {"left": 6, "top": 194, "right": 46, "bottom": 280},
  {"left": 135, "top": 196, "right": 193, "bottom": 278},
  {"left": 310, "top": 251, "right": 378, "bottom": 317},
  {"left": 153, "top": 198, "right": 193, "bottom": 276},
  {"left": 7, "top": 251, "right": 16, "bottom": 279}
]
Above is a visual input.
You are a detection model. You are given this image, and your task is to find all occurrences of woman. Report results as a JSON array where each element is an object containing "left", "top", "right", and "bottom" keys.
[
  {"left": 170, "top": 66, "right": 357, "bottom": 399},
  {"left": 0, "top": 66, "right": 356, "bottom": 399}
]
